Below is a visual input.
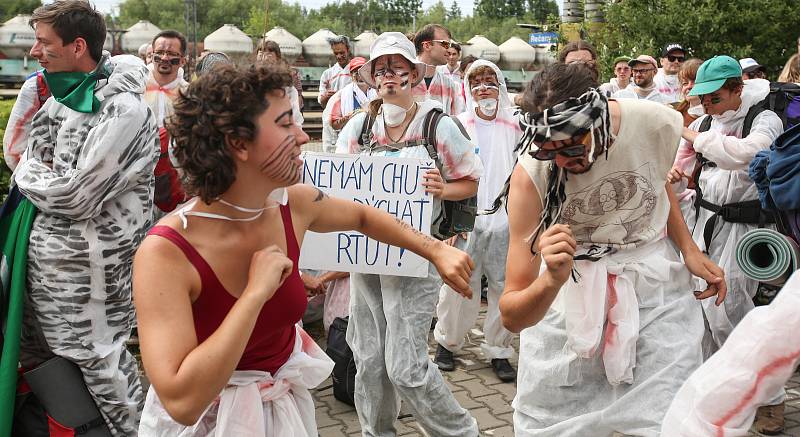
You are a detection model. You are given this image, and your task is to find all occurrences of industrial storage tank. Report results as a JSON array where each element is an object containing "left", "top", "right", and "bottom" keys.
[
  {"left": 104, "top": 32, "right": 113, "bottom": 52},
  {"left": 0, "top": 15, "right": 35, "bottom": 58},
  {"left": 204, "top": 24, "right": 252, "bottom": 54},
  {"left": 302, "top": 28, "right": 338, "bottom": 67},
  {"left": 263, "top": 26, "right": 302, "bottom": 63},
  {"left": 353, "top": 30, "right": 378, "bottom": 58},
  {"left": 122, "top": 20, "right": 161, "bottom": 53},
  {"left": 461, "top": 35, "right": 500, "bottom": 63},
  {"left": 498, "top": 37, "right": 536, "bottom": 70}
]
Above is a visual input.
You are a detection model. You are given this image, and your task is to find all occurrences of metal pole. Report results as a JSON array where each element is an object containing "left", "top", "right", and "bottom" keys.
[
  {"left": 264, "top": 0, "right": 269, "bottom": 34},
  {"left": 192, "top": 0, "right": 198, "bottom": 63}
]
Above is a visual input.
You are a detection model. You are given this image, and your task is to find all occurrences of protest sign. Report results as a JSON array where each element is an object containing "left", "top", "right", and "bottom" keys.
[{"left": 299, "top": 152, "right": 434, "bottom": 277}]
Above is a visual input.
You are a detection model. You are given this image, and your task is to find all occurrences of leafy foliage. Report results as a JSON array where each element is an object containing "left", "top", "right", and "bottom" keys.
[
  {"left": 590, "top": 0, "right": 800, "bottom": 81},
  {"left": 0, "top": 99, "right": 16, "bottom": 195},
  {"left": 0, "top": 0, "right": 42, "bottom": 21}
]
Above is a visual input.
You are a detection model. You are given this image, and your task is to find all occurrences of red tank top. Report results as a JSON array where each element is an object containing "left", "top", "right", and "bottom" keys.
[{"left": 147, "top": 204, "right": 307, "bottom": 375}]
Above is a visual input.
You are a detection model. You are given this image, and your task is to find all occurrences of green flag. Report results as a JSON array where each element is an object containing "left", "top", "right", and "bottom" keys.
[{"left": 0, "top": 186, "right": 37, "bottom": 437}]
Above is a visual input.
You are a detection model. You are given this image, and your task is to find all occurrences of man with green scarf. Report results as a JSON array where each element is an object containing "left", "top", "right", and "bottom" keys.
[{"left": 10, "top": 1, "right": 158, "bottom": 435}]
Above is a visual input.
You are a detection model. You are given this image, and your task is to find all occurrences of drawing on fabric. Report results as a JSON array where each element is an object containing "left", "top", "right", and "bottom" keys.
[{"left": 560, "top": 163, "right": 658, "bottom": 245}]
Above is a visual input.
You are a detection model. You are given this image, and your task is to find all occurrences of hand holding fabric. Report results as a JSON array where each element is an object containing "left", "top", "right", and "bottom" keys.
[
  {"left": 684, "top": 250, "right": 727, "bottom": 305},
  {"left": 538, "top": 224, "right": 576, "bottom": 288}
]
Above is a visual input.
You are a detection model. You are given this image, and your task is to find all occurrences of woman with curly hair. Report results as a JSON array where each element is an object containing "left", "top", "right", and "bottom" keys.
[{"left": 134, "top": 62, "right": 474, "bottom": 436}]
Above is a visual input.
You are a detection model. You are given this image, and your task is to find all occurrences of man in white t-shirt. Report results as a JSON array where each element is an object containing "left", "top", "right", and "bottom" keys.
[
  {"left": 654, "top": 43, "right": 686, "bottom": 103},
  {"left": 501, "top": 61, "right": 726, "bottom": 435},
  {"left": 436, "top": 42, "right": 462, "bottom": 84},
  {"left": 613, "top": 55, "right": 673, "bottom": 104},
  {"left": 433, "top": 60, "right": 520, "bottom": 382}
]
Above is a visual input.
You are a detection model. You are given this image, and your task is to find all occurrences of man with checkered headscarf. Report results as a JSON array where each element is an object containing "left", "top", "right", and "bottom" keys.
[{"left": 498, "top": 62, "right": 726, "bottom": 435}]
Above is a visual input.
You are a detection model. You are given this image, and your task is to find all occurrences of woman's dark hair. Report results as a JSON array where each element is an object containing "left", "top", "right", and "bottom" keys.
[
  {"left": 257, "top": 39, "right": 282, "bottom": 58},
  {"left": 521, "top": 62, "right": 599, "bottom": 113},
  {"left": 557, "top": 40, "right": 597, "bottom": 62},
  {"left": 459, "top": 55, "right": 478, "bottom": 75},
  {"left": 168, "top": 63, "right": 292, "bottom": 203}
]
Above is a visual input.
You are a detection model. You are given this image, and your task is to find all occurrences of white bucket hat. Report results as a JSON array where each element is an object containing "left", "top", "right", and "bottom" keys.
[{"left": 359, "top": 32, "right": 426, "bottom": 88}]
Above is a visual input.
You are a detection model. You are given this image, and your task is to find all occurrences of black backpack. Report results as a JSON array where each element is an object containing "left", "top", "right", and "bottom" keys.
[
  {"left": 756, "top": 82, "right": 800, "bottom": 130},
  {"left": 358, "top": 107, "right": 478, "bottom": 240},
  {"left": 326, "top": 317, "right": 356, "bottom": 406}
]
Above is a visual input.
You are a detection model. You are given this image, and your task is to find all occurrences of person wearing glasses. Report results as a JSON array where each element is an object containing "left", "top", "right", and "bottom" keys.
[
  {"left": 412, "top": 24, "right": 466, "bottom": 115},
  {"left": 335, "top": 32, "right": 481, "bottom": 436},
  {"left": 599, "top": 56, "right": 632, "bottom": 96},
  {"left": 613, "top": 55, "right": 674, "bottom": 104},
  {"left": 499, "top": 62, "right": 726, "bottom": 435},
  {"left": 655, "top": 43, "right": 687, "bottom": 103},
  {"left": 433, "top": 60, "right": 520, "bottom": 383},
  {"left": 145, "top": 30, "right": 188, "bottom": 128}
]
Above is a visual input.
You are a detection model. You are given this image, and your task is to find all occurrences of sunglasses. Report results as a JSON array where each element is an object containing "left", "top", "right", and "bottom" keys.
[
  {"left": 632, "top": 67, "right": 656, "bottom": 74},
  {"left": 667, "top": 55, "right": 685, "bottom": 62},
  {"left": 430, "top": 39, "right": 451, "bottom": 49},
  {"left": 153, "top": 53, "right": 182, "bottom": 66},
  {"left": 530, "top": 143, "right": 587, "bottom": 161}
]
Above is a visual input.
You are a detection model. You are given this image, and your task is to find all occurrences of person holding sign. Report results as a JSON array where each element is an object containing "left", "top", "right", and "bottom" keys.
[
  {"left": 335, "top": 32, "right": 483, "bottom": 436},
  {"left": 433, "top": 60, "right": 521, "bottom": 382},
  {"left": 132, "top": 62, "right": 474, "bottom": 436},
  {"left": 499, "top": 62, "right": 727, "bottom": 435}
]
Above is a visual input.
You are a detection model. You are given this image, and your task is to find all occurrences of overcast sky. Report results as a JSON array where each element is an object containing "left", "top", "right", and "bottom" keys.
[{"left": 86, "top": 0, "right": 562, "bottom": 18}]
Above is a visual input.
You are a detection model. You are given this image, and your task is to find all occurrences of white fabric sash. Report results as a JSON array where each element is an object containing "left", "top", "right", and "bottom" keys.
[
  {"left": 340, "top": 83, "right": 376, "bottom": 116},
  {"left": 138, "top": 325, "right": 334, "bottom": 436}
]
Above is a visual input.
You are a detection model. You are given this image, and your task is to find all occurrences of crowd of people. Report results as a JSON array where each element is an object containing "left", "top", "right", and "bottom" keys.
[{"left": 1, "top": 0, "right": 800, "bottom": 436}]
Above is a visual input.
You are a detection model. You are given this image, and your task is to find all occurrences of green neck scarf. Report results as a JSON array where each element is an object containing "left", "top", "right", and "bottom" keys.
[{"left": 42, "top": 66, "right": 106, "bottom": 114}]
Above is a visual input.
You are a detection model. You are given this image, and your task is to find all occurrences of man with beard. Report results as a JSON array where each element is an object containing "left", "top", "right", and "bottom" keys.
[
  {"left": 499, "top": 62, "right": 726, "bottom": 435},
  {"left": 412, "top": 24, "right": 465, "bottom": 115},
  {"left": 145, "top": 30, "right": 188, "bottom": 128},
  {"left": 613, "top": 55, "right": 674, "bottom": 104},
  {"left": 318, "top": 35, "right": 352, "bottom": 108}
]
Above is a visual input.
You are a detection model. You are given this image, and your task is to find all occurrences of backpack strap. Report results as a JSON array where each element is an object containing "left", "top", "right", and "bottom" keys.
[
  {"left": 741, "top": 104, "right": 766, "bottom": 138},
  {"left": 422, "top": 107, "right": 446, "bottom": 168},
  {"left": 357, "top": 112, "right": 376, "bottom": 150}
]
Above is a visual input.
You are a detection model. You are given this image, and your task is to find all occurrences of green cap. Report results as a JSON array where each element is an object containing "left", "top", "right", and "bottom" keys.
[
  {"left": 688, "top": 55, "right": 742, "bottom": 96},
  {"left": 613, "top": 56, "right": 631, "bottom": 65}
]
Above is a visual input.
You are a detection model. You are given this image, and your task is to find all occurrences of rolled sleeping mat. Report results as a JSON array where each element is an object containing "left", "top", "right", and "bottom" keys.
[
  {"left": 736, "top": 228, "right": 800, "bottom": 286},
  {"left": 24, "top": 356, "right": 112, "bottom": 436}
]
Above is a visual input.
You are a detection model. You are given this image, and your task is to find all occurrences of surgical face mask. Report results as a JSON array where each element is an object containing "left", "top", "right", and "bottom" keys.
[
  {"left": 381, "top": 102, "right": 414, "bottom": 127},
  {"left": 688, "top": 103, "right": 705, "bottom": 117},
  {"left": 176, "top": 189, "right": 286, "bottom": 229},
  {"left": 476, "top": 98, "right": 498, "bottom": 116}
]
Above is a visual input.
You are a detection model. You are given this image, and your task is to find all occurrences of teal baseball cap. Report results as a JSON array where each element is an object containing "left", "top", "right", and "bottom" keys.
[{"left": 688, "top": 55, "right": 742, "bottom": 96}]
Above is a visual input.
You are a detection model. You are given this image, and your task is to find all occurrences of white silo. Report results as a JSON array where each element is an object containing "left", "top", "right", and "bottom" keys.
[
  {"left": 353, "top": 30, "right": 378, "bottom": 58},
  {"left": 498, "top": 37, "right": 537, "bottom": 70},
  {"left": 263, "top": 26, "right": 302, "bottom": 63},
  {"left": 0, "top": 15, "right": 36, "bottom": 58},
  {"left": 302, "top": 29, "right": 339, "bottom": 67},
  {"left": 461, "top": 35, "right": 500, "bottom": 63},
  {"left": 204, "top": 24, "right": 252, "bottom": 54},
  {"left": 122, "top": 20, "right": 161, "bottom": 53}
]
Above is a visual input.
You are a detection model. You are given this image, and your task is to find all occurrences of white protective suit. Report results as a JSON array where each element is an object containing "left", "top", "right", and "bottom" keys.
[
  {"left": 15, "top": 54, "right": 159, "bottom": 435},
  {"left": 654, "top": 69, "right": 681, "bottom": 103},
  {"left": 2, "top": 73, "right": 44, "bottom": 170},
  {"left": 661, "top": 270, "right": 800, "bottom": 436},
  {"left": 513, "top": 100, "right": 706, "bottom": 436},
  {"left": 612, "top": 85, "right": 674, "bottom": 104},
  {"left": 434, "top": 60, "right": 519, "bottom": 360},
  {"left": 678, "top": 79, "right": 784, "bottom": 358},
  {"left": 336, "top": 99, "right": 483, "bottom": 437},
  {"left": 139, "top": 326, "right": 334, "bottom": 436},
  {"left": 320, "top": 63, "right": 352, "bottom": 152}
]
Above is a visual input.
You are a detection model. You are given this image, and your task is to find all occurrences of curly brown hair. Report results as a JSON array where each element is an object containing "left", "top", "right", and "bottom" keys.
[{"left": 167, "top": 62, "right": 292, "bottom": 203}]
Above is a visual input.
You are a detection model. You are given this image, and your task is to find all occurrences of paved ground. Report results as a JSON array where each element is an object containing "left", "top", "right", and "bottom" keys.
[{"left": 311, "top": 303, "right": 800, "bottom": 437}]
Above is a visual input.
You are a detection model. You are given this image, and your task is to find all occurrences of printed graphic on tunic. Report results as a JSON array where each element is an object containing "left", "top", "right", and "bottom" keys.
[{"left": 559, "top": 163, "right": 658, "bottom": 246}]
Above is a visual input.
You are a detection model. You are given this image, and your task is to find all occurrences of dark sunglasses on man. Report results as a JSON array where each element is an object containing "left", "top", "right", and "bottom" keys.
[
  {"left": 530, "top": 143, "right": 588, "bottom": 161},
  {"left": 667, "top": 55, "right": 685, "bottom": 63}
]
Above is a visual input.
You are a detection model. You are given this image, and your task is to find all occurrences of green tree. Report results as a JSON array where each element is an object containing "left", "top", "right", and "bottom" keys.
[
  {"left": 446, "top": 0, "right": 461, "bottom": 21},
  {"left": 1, "top": 0, "right": 41, "bottom": 21},
  {"left": 526, "top": 0, "right": 558, "bottom": 24},
  {"left": 590, "top": 0, "right": 800, "bottom": 81}
]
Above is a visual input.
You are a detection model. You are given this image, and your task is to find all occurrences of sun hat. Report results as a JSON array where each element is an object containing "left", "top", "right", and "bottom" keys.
[
  {"left": 348, "top": 57, "right": 367, "bottom": 72},
  {"left": 628, "top": 55, "right": 658, "bottom": 69},
  {"left": 688, "top": 55, "right": 742, "bottom": 96},
  {"left": 739, "top": 57, "right": 766, "bottom": 74},
  {"left": 359, "top": 32, "right": 426, "bottom": 88}
]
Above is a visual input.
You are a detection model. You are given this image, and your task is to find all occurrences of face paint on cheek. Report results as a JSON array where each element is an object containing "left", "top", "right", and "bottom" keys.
[
  {"left": 259, "top": 135, "right": 300, "bottom": 182},
  {"left": 710, "top": 96, "right": 721, "bottom": 104},
  {"left": 398, "top": 71, "right": 410, "bottom": 90}
]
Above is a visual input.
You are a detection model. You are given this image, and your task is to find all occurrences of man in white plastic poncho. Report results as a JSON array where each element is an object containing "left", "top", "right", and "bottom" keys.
[
  {"left": 499, "top": 61, "right": 727, "bottom": 436},
  {"left": 336, "top": 32, "right": 482, "bottom": 436},
  {"left": 668, "top": 55, "right": 785, "bottom": 434},
  {"left": 433, "top": 60, "right": 520, "bottom": 382},
  {"left": 15, "top": 1, "right": 158, "bottom": 434}
]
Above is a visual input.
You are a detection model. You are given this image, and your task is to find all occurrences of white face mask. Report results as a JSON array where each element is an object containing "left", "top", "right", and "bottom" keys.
[
  {"left": 688, "top": 103, "right": 705, "bottom": 117},
  {"left": 382, "top": 102, "right": 414, "bottom": 127},
  {"left": 476, "top": 98, "right": 498, "bottom": 116}
]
